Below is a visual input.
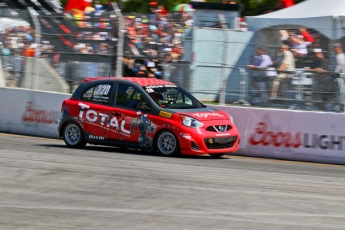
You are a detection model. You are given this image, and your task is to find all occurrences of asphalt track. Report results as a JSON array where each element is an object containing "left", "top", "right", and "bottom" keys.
[{"left": 0, "top": 133, "right": 345, "bottom": 230}]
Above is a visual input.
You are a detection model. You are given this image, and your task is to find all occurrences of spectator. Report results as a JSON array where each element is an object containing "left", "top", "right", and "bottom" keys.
[
  {"left": 299, "top": 28, "right": 314, "bottom": 45},
  {"left": 1, "top": 43, "right": 11, "bottom": 56},
  {"left": 290, "top": 34, "right": 308, "bottom": 57},
  {"left": 248, "top": 47, "right": 277, "bottom": 101},
  {"left": 307, "top": 49, "right": 330, "bottom": 110},
  {"left": 156, "top": 5, "right": 168, "bottom": 16},
  {"left": 23, "top": 44, "right": 35, "bottom": 57},
  {"left": 271, "top": 44, "right": 295, "bottom": 99},
  {"left": 334, "top": 43, "right": 345, "bottom": 74},
  {"left": 333, "top": 43, "right": 345, "bottom": 110},
  {"left": 280, "top": 30, "right": 289, "bottom": 45},
  {"left": 12, "top": 49, "right": 24, "bottom": 87}
]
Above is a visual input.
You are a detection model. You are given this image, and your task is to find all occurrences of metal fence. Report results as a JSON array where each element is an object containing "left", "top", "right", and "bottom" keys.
[
  {"left": 0, "top": 7, "right": 119, "bottom": 92},
  {"left": 240, "top": 23, "right": 345, "bottom": 112},
  {"left": 246, "top": 69, "right": 345, "bottom": 113},
  {"left": 1, "top": 6, "right": 345, "bottom": 113},
  {"left": 161, "top": 61, "right": 345, "bottom": 113}
]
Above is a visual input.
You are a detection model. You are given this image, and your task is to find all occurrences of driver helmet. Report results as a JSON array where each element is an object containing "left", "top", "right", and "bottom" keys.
[{"left": 151, "top": 92, "right": 165, "bottom": 106}]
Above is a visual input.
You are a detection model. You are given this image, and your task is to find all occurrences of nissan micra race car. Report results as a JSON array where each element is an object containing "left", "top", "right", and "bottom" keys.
[{"left": 58, "top": 77, "right": 240, "bottom": 157}]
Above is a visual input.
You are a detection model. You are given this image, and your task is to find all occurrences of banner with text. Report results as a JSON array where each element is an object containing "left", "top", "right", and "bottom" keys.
[
  {"left": 0, "top": 88, "right": 70, "bottom": 138},
  {"left": 212, "top": 106, "right": 345, "bottom": 165}
]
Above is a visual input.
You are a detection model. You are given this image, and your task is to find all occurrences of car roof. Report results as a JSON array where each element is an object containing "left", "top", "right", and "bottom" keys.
[{"left": 82, "top": 77, "right": 175, "bottom": 87}]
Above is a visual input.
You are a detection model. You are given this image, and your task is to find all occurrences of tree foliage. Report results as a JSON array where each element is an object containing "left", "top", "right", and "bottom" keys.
[{"left": 59, "top": 0, "right": 306, "bottom": 16}]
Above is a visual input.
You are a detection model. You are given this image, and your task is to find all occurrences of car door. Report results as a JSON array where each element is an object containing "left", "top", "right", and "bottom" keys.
[
  {"left": 112, "top": 83, "right": 156, "bottom": 149},
  {"left": 77, "top": 82, "right": 116, "bottom": 142}
]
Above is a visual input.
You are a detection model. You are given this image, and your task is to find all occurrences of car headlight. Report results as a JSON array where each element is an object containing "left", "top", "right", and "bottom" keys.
[{"left": 179, "top": 115, "right": 203, "bottom": 128}]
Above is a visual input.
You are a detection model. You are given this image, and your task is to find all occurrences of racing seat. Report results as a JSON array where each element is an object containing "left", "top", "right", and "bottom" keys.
[
  {"left": 135, "top": 94, "right": 148, "bottom": 110},
  {"left": 116, "top": 93, "right": 130, "bottom": 107}
]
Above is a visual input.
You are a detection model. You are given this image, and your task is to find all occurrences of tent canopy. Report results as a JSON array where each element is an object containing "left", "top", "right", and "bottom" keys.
[
  {"left": 0, "top": 18, "right": 30, "bottom": 33},
  {"left": 255, "top": 0, "right": 345, "bottom": 19},
  {"left": 246, "top": 0, "right": 345, "bottom": 39}
]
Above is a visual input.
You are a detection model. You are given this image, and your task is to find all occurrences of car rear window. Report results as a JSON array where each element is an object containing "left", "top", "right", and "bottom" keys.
[{"left": 81, "top": 83, "right": 113, "bottom": 105}]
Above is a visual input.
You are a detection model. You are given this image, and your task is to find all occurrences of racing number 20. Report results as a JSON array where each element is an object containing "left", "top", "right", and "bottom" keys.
[{"left": 96, "top": 84, "right": 111, "bottom": 95}]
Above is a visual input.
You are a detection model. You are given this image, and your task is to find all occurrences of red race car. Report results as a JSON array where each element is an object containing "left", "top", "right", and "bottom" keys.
[{"left": 58, "top": 77, "right": 240, "bottom": 157}]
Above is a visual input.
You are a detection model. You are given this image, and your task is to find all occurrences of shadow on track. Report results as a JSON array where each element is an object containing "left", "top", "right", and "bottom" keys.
[{"left": 36, "top": 144, "right": 228, "bottom": 160}]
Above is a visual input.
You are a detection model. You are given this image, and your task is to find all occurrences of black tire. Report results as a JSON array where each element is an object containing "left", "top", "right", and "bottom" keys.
[
  {"left": 156, "top": 130, "right": 180, "bottom": 157},
  {"left": 63, "top": 121, "right": 86, "bottom": 148},
  {"left": 210, "top": 154, "right": 225, "bottom": 158}
]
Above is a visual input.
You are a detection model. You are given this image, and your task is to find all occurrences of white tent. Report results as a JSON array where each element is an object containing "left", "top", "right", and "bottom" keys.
[
  {"left": 246, "top": 0, "right": 345, "bottom": 40},
  {"left": 0, "top": 18, "right": 30, "bottom": 33}
]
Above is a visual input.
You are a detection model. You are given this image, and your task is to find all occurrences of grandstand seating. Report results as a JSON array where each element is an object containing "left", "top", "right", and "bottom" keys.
[{"left": 4, "top": 0, "right": 116, "bottom": 64}]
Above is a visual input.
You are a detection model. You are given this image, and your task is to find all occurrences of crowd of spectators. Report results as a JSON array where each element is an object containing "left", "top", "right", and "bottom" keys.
[
  {"left": 0, "top": 6, "right": 194, "bottom": 91},
  {"left": 248, "top": 27, "right": 344, "bottom": 112},
  {"left": 2, "top": 5, "right": 343, "bottom": 112},
  {"left": 121, "top": 6, "right": 193, "bottom": 78},
  {"left": 0, "top": 26, "right": 58, "bottom": 86}
]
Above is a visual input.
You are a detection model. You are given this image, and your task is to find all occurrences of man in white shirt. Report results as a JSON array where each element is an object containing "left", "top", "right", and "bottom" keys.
[
  {"left": 271, "top": 44, "right": 295, "bottom": 99},
  {"left": 334, "top": 43, "right": 345, "bottom": 74},
  {"left": 248, "top": 47, "right": 277, "bottom": 100},
  {"left": 334, "top": 43, "right": 345, "bottom": 108}
]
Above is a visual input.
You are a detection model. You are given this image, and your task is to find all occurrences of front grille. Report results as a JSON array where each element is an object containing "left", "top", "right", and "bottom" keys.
[
  {"left": 204, "top": 136, "right": 238, "bottom": 149},
  {"left": 206, "top": 125, "right": 231, "bottom": 132}
]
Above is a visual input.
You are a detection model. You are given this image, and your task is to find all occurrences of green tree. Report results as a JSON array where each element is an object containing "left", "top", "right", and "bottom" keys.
[
  {"left": 238, "top": 0, "right": 305, "bottom": 16},
  {"left": 59, "top": 0, "right": 305, "bottom": 16}
]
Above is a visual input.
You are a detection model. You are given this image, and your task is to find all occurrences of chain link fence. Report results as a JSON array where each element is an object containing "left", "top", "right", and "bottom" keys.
[
  {"left": 0, "top": 7, "right": 118, "bottom": 93},
  {"left": 243, "top": 24, "right": 345, "bottom": 112}
]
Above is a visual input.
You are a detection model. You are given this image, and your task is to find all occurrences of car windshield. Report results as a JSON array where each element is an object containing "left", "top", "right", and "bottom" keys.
[{"left": 143, "top": 84, "right": 205, "bottom": 109}]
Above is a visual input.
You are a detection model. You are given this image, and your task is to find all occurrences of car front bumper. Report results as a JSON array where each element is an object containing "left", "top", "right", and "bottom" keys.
[{"left": 177, "top": 126, "right": 240, "bottom": 155}]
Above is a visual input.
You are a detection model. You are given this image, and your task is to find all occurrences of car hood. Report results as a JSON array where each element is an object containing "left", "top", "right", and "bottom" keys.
[{"left": 168, "top": 106, "right": 228, "bottom": 121}]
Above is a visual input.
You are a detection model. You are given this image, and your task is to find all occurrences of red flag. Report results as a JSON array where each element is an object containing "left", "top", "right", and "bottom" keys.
[
  {"left": 65, "top": 0, "right": 93, "bottom": 11},
  {"left": 280, "top": 0, "right": 294, "bottom": 8}
]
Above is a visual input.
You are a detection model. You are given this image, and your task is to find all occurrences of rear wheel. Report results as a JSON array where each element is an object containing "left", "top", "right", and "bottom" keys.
[
  {"left": 63, "top": 122, "right": 86, "bottom": 148},
  {"left": 156, "top": 130, "right": 180, "bottom": 157}
]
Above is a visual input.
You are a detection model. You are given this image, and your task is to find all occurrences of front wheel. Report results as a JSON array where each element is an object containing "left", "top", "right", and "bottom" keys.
[
  {"left": 156, "top": 130, "right": 180, "bottom": 157},
  {"left": 63, "top": 121, "right": 86, "bottom": 148}
]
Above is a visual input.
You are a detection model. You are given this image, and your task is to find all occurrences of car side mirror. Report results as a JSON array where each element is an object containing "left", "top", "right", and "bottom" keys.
[{"left": 136, "top": 102, "right": 151, "bottom": 111}]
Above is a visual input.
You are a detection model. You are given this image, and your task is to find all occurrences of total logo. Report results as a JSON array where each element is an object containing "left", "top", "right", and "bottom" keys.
[
  {"left": 249, "top": 122, "right": 345, "bottom": 151},
  {"left": 192, "top": 113, "right": 223, "bottom": 119},
  {"left": 78, "top": 103, "right": 130, "bottom": 134}
]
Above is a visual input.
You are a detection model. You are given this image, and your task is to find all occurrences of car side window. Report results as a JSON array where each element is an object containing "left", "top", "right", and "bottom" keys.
[
  {"left": 116, "top": 83, "right": 146, "bottom": 109},
  {"left": 81, "top": 83, "right": 113, "bottom": 105}
]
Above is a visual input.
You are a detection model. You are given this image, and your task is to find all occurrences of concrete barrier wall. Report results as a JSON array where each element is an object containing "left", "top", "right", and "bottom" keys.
[
  {"left": 211, "top": 105, "right": 345, "bottom": 165},
  {"left": 0, "top": 88, "right": 70, "bottom": 138},
  {"left": 0, "top": 87, "right": 344, "bottom": 165}
]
